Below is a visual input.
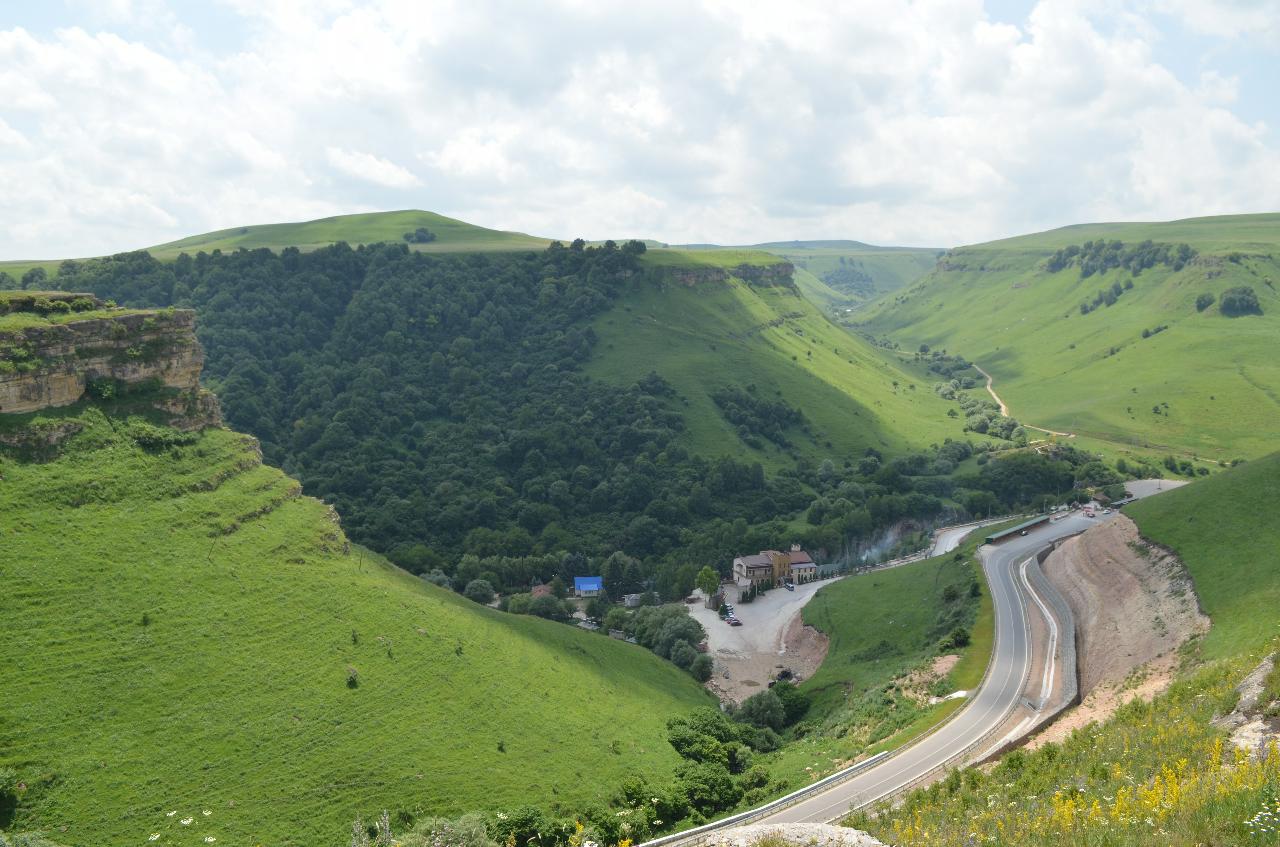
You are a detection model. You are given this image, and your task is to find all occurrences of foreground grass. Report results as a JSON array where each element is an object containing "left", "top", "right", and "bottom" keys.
[
  {"left": 0, "top": 405, "right": 710, "bottom": 847},
  {"left": 852, "top": 658, "right": 1280, "bottom": 846}
]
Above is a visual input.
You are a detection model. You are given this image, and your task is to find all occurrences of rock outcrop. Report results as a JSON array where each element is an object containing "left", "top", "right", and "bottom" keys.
[
  {"left": 663, "top": 262, "right": 796, "bottom": 288},
  {"left": 0, "top": 293, "right": 219, "bottom": 429}
]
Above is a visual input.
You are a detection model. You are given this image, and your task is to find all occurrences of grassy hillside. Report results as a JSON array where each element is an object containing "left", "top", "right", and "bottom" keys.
[
  {"left": 1126, "top": 452, "right": 1280, "bottom": 659},
  {"left": 860, "top": 213, "right": 1280, "bottom": 461},
  {"left": 587, "top": 251, "right": 967, "bottom": 467},
  {"left": 0, "top": 211, "right": 550, "bottom": 283},
  {"left": 0, "top": 403, "right": 710, "bottom": 847},
  {"left": 145, "top": 209, "right": 550, "bottom": 257}
]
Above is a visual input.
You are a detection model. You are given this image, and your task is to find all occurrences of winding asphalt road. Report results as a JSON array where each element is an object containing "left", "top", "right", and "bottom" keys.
[{"left": 753, "top": 513, "right": 1095, "bottom": 823}]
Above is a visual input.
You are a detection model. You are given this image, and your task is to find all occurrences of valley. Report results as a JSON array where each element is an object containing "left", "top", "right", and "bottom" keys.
[{"left": 2, "top": 210, "right": 1278, "bottom": 847}]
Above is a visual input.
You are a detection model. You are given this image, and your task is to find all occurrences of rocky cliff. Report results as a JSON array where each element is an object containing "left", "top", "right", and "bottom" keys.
[{"left": 0, "top": 292, "right": 219, "bottom": 428}]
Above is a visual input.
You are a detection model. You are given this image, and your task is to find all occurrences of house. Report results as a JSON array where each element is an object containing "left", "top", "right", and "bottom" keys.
[
  {"left": 733, "top": 545, "right": 817, "bottom": 587},
  {"left": 732, "top": 553, "right": 774, "bottom": 589},
  {"left": 623, "top": 593, "right": 643, "bottom": 608},
  {"left": 786, "top": 544, "right": 818, "bottom": 582},
  {"left": 574, "top": 576, "right": 604, "bottom": 598}
]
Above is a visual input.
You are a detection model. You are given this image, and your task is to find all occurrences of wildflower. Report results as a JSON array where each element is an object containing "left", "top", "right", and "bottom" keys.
[
  {"left": 205, "top": 839, "right": 216, "bottom": 844},
  {"left": 149, "top": 835, "right": 160, "bottom": 842},
  {"left": 181, "top": 817, "right": 193, "bottom": 826},
  {"left": 166, "top": 811, "right": 177, "bottom": 817},
  {"left": 202, "top": 810, "right": 212, "bottom": 816}
]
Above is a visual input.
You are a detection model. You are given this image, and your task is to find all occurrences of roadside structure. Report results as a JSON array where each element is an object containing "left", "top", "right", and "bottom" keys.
[
  {"left": 733, "top": 544, "right": 816, "bottom": 589},
  {"left": 573, "top": 576, "right": 604, "bottom": 597}
]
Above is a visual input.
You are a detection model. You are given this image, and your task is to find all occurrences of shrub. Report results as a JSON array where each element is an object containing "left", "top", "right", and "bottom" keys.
[
  {"left": 463, "top": 579, "right": 495, "bottom": 605},
  {"left": 1220, "top": 286, "right": 1262, "bottom": 316},
  {"left": 346, "top": 666, "right": 360, "bottom": 688},
  {"left": 1195, "top": 292, "right": 1215, "bottom": 312},
  {"left": 669, "top": 639, "right": 698, "bottom": 670},
  {"left": 940, "top": 626, "right": 971, "bottom": 650},
  {"left": 736, "top": 689, "right": 785, "bottom": 730},
  {"left": 401, "top": 814, "right": 497, "bottom": 847},
  {"left": 690, "top": 653, "right": 713, "bottom": 681}
]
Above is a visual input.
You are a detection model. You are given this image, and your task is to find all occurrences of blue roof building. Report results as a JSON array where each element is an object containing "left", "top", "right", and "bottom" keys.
[{"left": 574, "top": 576, "right": 604, "bottom": 597}]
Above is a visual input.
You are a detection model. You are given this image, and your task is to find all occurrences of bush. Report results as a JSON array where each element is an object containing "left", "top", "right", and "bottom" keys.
[
  {"left": 402, "top": 814, "right": 497, "bottom": 847},
  {"left": 690, "top": 653, "right": 713, "bottom": 681},
  {"left": 771, "top": 681, "right": 811, "bottom": 725},
  {"left": 464, "top": 579, "right": 495, "bottom": 605},
  {"left": 346, "top": 666, "right": 359, "bottom": 688},
  {"left": 669, "top": 639, "right": 698, "bottom": 670},
  {"left": 1220, "top": 286, "right": 1262, "bottom": 316},
  {"left": 402, "top": 227, "right": 437, "bottom": 244},
  {"left": 940, "top": 626, "right": 971, "bottom": 650},
  {"left": 1195, "top": 292, "right": 1215, "bottom": 312},
  {"left": 736, "top": 689, "right": 785, "bottom": 730}
]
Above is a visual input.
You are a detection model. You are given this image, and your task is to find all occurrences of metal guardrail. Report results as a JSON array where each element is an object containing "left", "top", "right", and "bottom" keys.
[{"left": 636, "top": 752, "right": 890, "bottom": 847}]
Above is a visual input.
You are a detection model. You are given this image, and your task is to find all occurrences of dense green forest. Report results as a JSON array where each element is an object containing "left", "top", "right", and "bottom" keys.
[{"left": 49, "top": 242, "right": 1120, "bottom": 595}]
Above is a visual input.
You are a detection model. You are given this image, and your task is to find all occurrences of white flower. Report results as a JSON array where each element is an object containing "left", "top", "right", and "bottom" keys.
[
  {"left": 181, "top": 817, "right": 194, "bottom": 826},
  {"left": 149, "top": 835, "right": 160, "bottom": 842},
  {"left": 166, "top": 811, "right": 177, "bottom": 817},
  {"left": 204, "top": 838, "right": 216, "bottom": 843},
  {"left": 202, "top": 810, "right": 212, "bottom": 816}
]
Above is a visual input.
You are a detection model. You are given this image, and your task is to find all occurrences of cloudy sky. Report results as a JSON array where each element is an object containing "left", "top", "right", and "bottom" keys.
[{"left": 1, "top": 0, "right": 1277, "bottom": 258}]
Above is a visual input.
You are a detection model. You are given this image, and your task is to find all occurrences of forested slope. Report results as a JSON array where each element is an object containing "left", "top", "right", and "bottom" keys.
[
  {"left": 859, "top": 213, "right": 1280, "bottom": 460},
  {"left": 22, "top": 237, "right": 1124, "bottom": 600}
]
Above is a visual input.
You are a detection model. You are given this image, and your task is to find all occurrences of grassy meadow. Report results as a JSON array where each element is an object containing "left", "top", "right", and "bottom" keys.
[
  {"left": 860, "top": 213, "right": 1280, "bottom": 461},
  {"left": 588, "top": 253, "right": 968, "bottom": 469},
  {"left": 1126, "top": 451, "right": 1280, "bottom": 660},
  {"left": 0, "top": 404, "right": 711, "bottom": 847}
]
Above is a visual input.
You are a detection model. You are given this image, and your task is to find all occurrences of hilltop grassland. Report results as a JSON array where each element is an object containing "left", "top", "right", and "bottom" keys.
[
  {"left": 860, "top": 213, "right": 1280, "bottom": 461},
  {"left": 0, "top": 405, "right": 711, "bottom": 847},
  {"left": 0, "top": 211, "right": 550, "bottom": 284},
  {"left": 588, "top": 252, "right": 967, "bottom": 469}
]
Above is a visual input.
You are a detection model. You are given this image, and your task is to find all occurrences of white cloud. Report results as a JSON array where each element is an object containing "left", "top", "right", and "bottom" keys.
[
  {"left": 0, "top": 0, "right": 1277, "bottom": 258},
  {"left": 325, "top": 147, "right": 422, "bottom": 188}
]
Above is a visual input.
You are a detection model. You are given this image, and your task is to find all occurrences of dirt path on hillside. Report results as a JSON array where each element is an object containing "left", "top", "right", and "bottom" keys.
[
  {"left": 973, "top": 364, "right": 1074, "bottom": 437},
  {"left": 1027, "top": 516, "right": 1207, "bottom": 747}
]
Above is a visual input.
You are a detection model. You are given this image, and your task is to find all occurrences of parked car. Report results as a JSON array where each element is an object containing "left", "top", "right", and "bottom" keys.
[
  {"left": 783, "top": 581, "right": 795, "bottom": 591},
  {"left": 727, "top": 618, "right": 742, "bottom": 627}
]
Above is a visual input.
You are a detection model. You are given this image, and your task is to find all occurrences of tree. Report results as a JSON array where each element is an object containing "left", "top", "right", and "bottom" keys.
[
  {"left": 463, "top": 579, "right": 495, "bottom": 604},
  {"left": 603, "top": 607, "right": 630, "bottom": 632},
  {"left": 584, "top": 596, "right": 608, "bottom": 621},
  {"left": 548, "top": 576, "right": 567, "bottom": 599},
  {"left": 690, "top": 654, "right": 713, "bottom": 682},
  {"left": 695, "top": 565, "right": 719, "bottom": 598},
  {"left": 735, "top": 689, "right": 784, "bottom": 730},
  {"left": 1195, "top": 292, "right": 1215, "bottom": 312},
  {"left": 1220, "top": 286, "right": 1262, "bottom": 317}
]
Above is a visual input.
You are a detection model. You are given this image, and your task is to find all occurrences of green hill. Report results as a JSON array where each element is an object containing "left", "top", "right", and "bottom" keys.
[
  {"left": 0, "top": 403, "right": 710, "bottom": 847},
  {"left": 1126, "top": 451, "right": 1280, "bottom": 659},
  {"left": 0, "top": 211, "right": 550, "bottom": 283},
  {"left": 859, "top": 213, "right": 1280, "bottom": 461},
  {"left": 590, "top": 249, "right": 965, "bottom": 466},
  {"left": 145, "top": 209, "right": 551, "bottom": 257}
]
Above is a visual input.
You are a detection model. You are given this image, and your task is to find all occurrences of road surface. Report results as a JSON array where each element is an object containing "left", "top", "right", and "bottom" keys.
[{"left": 753, "top": 513, "right": 1096, "bottom": 823}]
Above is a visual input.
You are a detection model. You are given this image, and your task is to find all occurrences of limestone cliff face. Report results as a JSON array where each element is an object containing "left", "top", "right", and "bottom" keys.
[{"left": 0, "top": 300, "right": 220, "bottom": 429}]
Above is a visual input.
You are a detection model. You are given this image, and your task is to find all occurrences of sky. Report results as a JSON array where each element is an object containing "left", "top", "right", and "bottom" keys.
[{"left": 1, "top": 0, "right": 1278, "bottom": 259}]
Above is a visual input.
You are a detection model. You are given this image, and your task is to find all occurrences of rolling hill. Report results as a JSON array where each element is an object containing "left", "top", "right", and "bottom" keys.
[
  {"left": 0, "top": 400, "right": 712, "bottom": 847},
  {"left": 145, "top": 209, "right": 551, "bottom": 257},
  {"left": 589, "top": 249, "right": 965, "bottom": 466},
  {"left": 859, "top": 213, "right": 1280, "bottom": 461},
  {"left": 0, "top": 210, "right": 550, "bottom": 284}
]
